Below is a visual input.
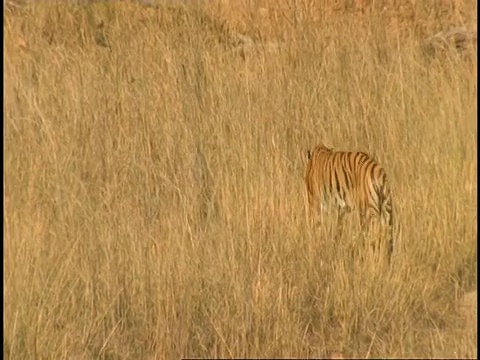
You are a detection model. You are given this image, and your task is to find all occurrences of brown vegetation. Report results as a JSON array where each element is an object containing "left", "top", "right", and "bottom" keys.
[{"left": 4, "top": 0, "right": 477, "bottom": 358}]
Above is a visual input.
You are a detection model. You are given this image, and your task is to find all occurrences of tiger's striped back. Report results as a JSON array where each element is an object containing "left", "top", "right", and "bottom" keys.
[{"left": 305, "top": 143, "right": 394, "bottom": 262}]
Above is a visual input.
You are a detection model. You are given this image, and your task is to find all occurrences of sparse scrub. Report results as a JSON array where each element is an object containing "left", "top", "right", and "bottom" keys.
[{"left": 4, "top": 1, "right": 477, "bottom": 359}]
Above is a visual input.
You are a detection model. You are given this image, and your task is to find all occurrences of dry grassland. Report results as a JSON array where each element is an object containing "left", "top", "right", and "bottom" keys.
[{"left": 4, "top": 0, "right": 477, "bottom": 358}]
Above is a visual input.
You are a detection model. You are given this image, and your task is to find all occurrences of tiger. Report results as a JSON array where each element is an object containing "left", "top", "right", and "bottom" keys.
[{"left": 305, "top": 143, "right": 394, "bottom": 263}]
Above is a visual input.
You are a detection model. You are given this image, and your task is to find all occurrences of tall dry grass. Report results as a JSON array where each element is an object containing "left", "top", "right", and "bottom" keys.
[{"left": 4, "top": 1, "right": 477, "bottom": 358}]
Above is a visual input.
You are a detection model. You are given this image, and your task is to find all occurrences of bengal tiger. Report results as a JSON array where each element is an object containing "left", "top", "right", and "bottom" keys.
[{"left": 305, "top": 143, "right": 394, "bottom": 263}]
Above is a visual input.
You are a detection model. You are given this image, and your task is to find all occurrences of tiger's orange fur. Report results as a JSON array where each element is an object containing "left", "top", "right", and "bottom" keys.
[{"left": 305, "top": 143, "right": 394, "bottom": 262}]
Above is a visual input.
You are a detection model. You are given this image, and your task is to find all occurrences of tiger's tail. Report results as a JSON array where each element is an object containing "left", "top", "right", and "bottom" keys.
[{"left": 379, "top": 175, "right": 394, "bottom": 264}]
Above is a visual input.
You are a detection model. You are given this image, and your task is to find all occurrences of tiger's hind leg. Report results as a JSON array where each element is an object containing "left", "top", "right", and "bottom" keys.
[
  {"left": 359, "top": 211, "right": 384, "bottom": 262},
  {"left": 306, "top": 192, "right": 319, "bottom": 228},
  {"left": 366, "top": 213, "right": 394, "bottom": 266},
  {"left": 334, "top": 206, "right": 349, "bottom": 240}
]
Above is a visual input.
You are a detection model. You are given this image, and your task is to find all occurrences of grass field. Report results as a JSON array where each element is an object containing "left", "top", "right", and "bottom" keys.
[{"left": 4, "top": 0, "right": 477, "bottom": 358}]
